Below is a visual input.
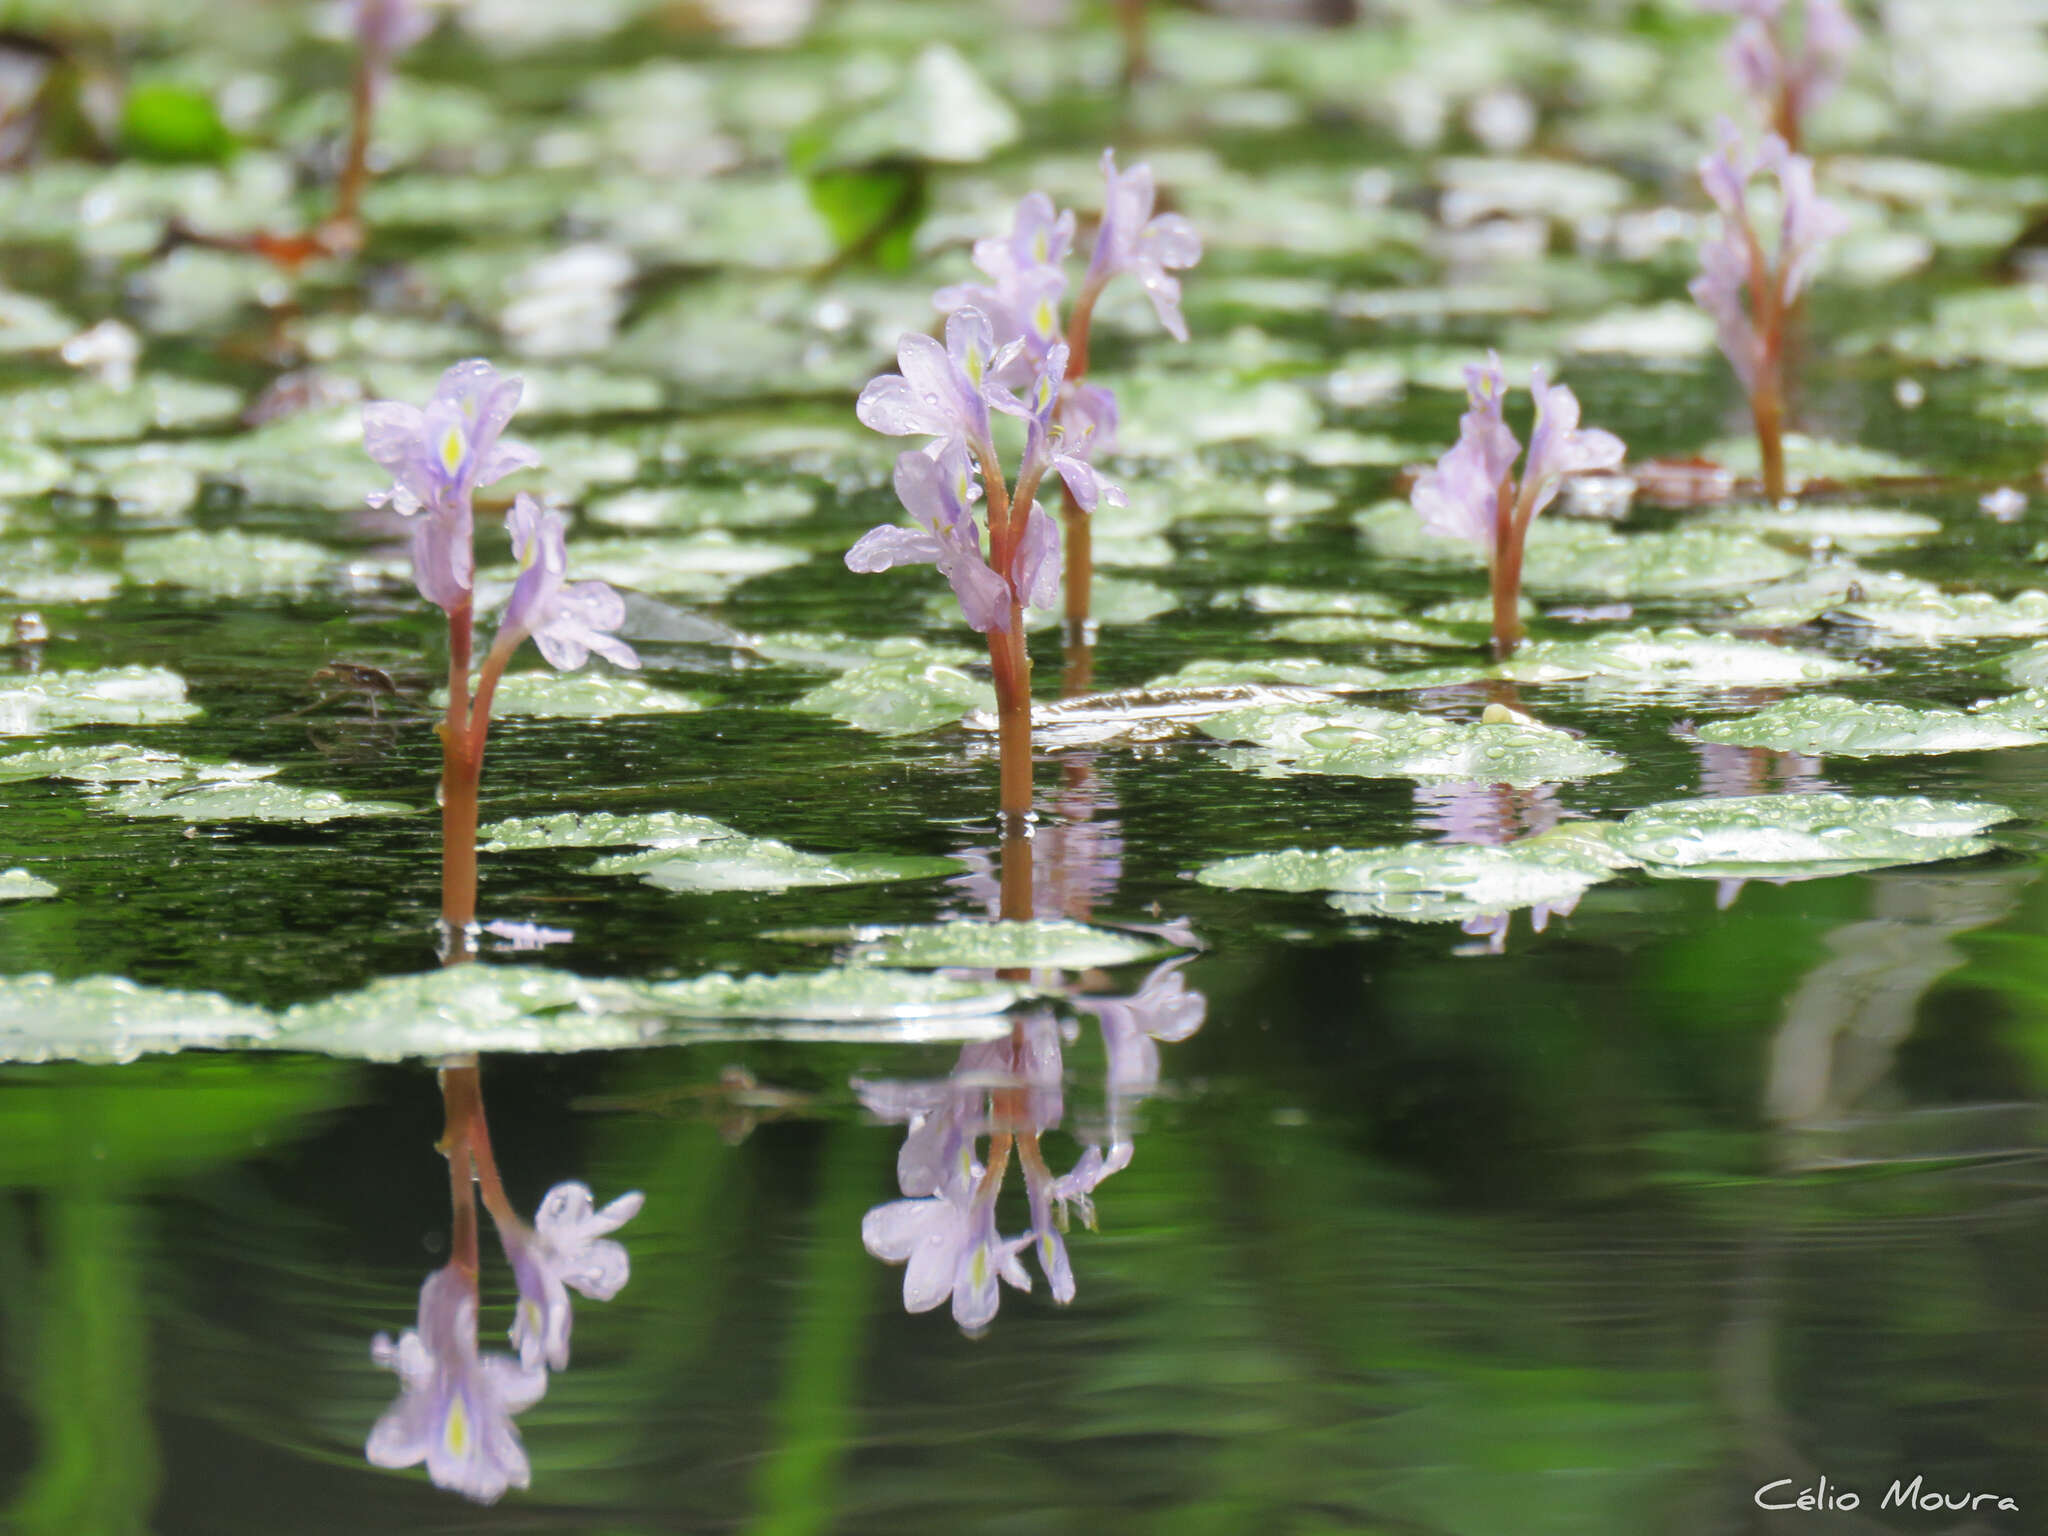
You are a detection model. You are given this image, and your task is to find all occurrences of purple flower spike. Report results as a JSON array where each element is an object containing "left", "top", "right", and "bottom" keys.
[
  {"left": 1410, "top": 355, "right": 1519, "bottom": 551},
  {"left": 935, "top": 191, "right": 1076, "bottom": 368},
  {"left": 499, "top": 494, "right": 640, "bottom": 671},
  {"left": 1702, "top": 0, "right": 1858, "bottom": 140},
  {"left": 355, "top": 0, "right": 436, "bottom": 63},
  {"left": 856, "top": 309, "right": 1009, "bottom": 461},
  {"left": 366, "top": 1266, "right": 547, "bottom": 1506},
  {"left": 497, "top": 1181, "right": 645, "bottom": 1372},
  {"left": 847, "top": 445, "right": 1015, "bottom": 633},
  {"left": 1084, "top": 149, "right": 1203, "bottom": 341},
  {"left": 995, "top": 342, "right": 1128, "bottom": 519},
  {"left": 1519, "top": 369, "right": 1624, "bottom": 523}
]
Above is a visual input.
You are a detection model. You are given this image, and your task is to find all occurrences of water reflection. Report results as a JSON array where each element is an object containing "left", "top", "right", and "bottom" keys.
[
  {"left": 1413, "top": 779, "right": 1574, "bottom": 952},
  {"left": 858, "top": 957, "right": 1206, "bottom": 1333},
  {"left": 363, "top": 1060, "right": 643, "bottom": 1504}
]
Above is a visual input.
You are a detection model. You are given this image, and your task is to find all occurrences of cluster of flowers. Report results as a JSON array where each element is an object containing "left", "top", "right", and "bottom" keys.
[
  {"left": 368, "top": 1183, "right": 645, "bottom": 1503},
  {"left": 1700, "top": 0, "right": 1859, "bottom": 150},
  {"left": 860, "top": 959, "right": 1202, "bottom": 1331},
  {"left": 846, "top": 150, "right": 1201, "bottom": 633}
]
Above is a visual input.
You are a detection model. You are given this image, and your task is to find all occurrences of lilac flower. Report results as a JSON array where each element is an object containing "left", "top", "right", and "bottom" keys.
[
  {"left": 1517, "top": 368, "right": 1625, "bottom": 523},
  {"left": 935, "top": 191, "right": 1076, "bottom": 370},
  {"left": 355, "top": 0, "right": 436, "bottom": 66},
  {"left": 497, "top": 494, "right": 639, "bottom": 671},
  {"left": 855, "top": 309, "right": 1010, "bottom": 462},
  {"left": 366, "top": 1265, "right": 547, "bottom": 1505},
  {"left": 362, "top": 360, "right": 539, "bottom": 613},
  {"left": 1077, "top": 956, "right": 1207, "bottom": 1102},
  {"left": 854, "top": 1036, "right": 1006, "bottom": 1198},
  {"left": 1689, "top": 120, "right": 1846, "bottom": 391},
  {"left": 846, "top": 445, "right": 1015, "bottom": 633},
  {"left": 1411, "top": 357, "right": 1517, "bottom": 551},
  {"left": 493, "top": 1181, "right": 645, "bottom": 1372},
  {"left": 862, "top": 1183, "right": 1031, "bottom": 1332},
  {"left": 1701, "top": 0, "right": 1858, "bottom": 138},
  {"left": 994, "top": 342, "right": 1128, "bottom": 518},
  {"left": 1083, "top": 150, "right": 1203, "bottom": 341}
]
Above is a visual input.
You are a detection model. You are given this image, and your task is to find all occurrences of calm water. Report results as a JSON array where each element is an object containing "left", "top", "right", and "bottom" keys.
[{"left": 9, "top": 1, "right": 2048, "bottom": 1530}]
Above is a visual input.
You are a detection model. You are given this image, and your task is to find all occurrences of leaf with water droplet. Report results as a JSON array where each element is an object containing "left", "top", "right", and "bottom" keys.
[
  {"left": 271, "top": 966, "right": 663, "bottom": 1060},
  {"left": 0, "top": 869, "right": 56, "bottom": 900},
  {"left": 642, "top": 967, "right": 1025, "bottom": 1026},
  {"left": 1697, "top": 695, "right": 2048, "bottom": 756},
  {"left": 793, "top": 656, "right": 993, "bottom": 734},
  {"left": 124, "top": 528, "right": 333, "bottom": 596},
  {"left": 774, "top": 919, "right": 1176, "bottom": 970},
  {"left": 1607, "top": 793, "right": 2012, "bottom": 880},
  {"left": 1840, "top": 589, "right": 2048, "bottom": 642},
  {"left": 1201, "top": 700, "right": 1624, "bottom": 786},
  {"left": 0, "top": 972, "right": 273, "bottom": 1064},
  {"left": 0, "top": 667, "right": 199, "bottom": 736},
  {"left": 435, "top": 672, "right": 707, "bottom": 719}
]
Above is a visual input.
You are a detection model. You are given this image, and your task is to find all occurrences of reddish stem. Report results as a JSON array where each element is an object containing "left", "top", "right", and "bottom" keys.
[{"left": 1488, "top": 478, "right": 1525, "bottom": 661}]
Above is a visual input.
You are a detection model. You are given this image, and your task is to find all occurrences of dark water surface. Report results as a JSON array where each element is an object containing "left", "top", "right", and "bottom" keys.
[{"left": 9, "top": 1, "right": 2048, "bottom": 1530}]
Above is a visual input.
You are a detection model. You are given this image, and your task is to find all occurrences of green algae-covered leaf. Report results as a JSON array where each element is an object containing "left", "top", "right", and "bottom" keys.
[
  {"left": 586, "top": 482, "right": 817, "bottom": 532},
  {"left": 123, "top": 528, "right": 333, "bottom": 596},
  {"left": 1727, "top": 564, "right": 1939, "bottom": 627},
  {"left": 1999, "top": 642, "right": 2048, "bottom": 689},
  {"left": 104, "top": 776, "right": 408, "bottom": 823},
  {"left": 1607, "top": 793, "right": 2012, "bottom": 880},
  {"left": 1143, "top": 475, "right": 1338, "bottom": 525},
  {"left": 747, "top": 632, "right": 975, "bottom": 673},
  {"left": 1561, "top": 301, "right": 1717, "bottom": 359},
  {"left": 804, "top": 919, "right": 1174, "bottom": 970},
  {"left": 0, "top": 439, "right": 71, "bottom": 495},
  {"left": 1145, "top": 658, "right": 1390, "bottom": 691},
  {"left": 1506, "top": 628, "right": 1866, "bottom": 689},
  {"left": 1196, "top": 827, "right": 1627, "bottom": 923},
  {"left": 0, "top": 667, "right": 199, "bottom": 735},
  {"left": 1699, "top": 432, "right": 1924, "bottom": 486},
  {"left": 1201, "top": 700, "right": 1623, "bottom": 786},
  {"left": 0, "top": 869, "right": 56, "bottom": 900},
  {"left": 1697, "top": 504, "right": 1942, "bottom": 553},
  {"left": 591, "top": 842, "right": 958, "bottom": 894},
  {"left": 0, "top": 743, "right": 244, "bottom": 785},
  {"left": 481, "top": 809, "right": 740, "bottom": 852},
  {"left": 793, "top": 656, "right": 994, "bottom": 735},
  {"left": 483, "top": 532, "right": 805, "bottom": 599},
  {"left": 1840, "top": 589, "right": 2048, "bottom": 642},
  {"left": 0, "top": 538, "right": 121, "bottom": 602},
  {"left": 1107, "top": 370, "right": 1321, "bottom": 456},
  {"left": 643, "top": 967, "right": 1024, "bottom": 1023},
  {"left": 0, "top": 973, "right": 273, "bottom": 1064},
  {"left": 1267, "top": 614, "right": 1473, "bottom": 648},
  {"left": 1696, "top": 695, "right": 2048, "bottom": 756},
  {"left": 810, "top": 43, "right": 1019, "bottom": 167},
  {"left": 1353, "top": 502, "right": 1802, "bottom": 594},
  {"left": 0, "top": 374, "right": 241, "bottom": 441},
  {"left": 437, "top": 671, "right": 707, "bottom": 719},
  {"left": 966, "top": 681, "right": 1349, "bottom": 746},
  {"left": 1239, "top": 586, "right": 1404, "bottom": 618},
  {"left": 271, "top": 966, "right": 663, "bottom": 1061}
]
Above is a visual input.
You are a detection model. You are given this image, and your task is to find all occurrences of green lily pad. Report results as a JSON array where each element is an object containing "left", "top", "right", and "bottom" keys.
[
  {"left": 437, "top": 672, "right": 708, "bottom": 718},
  {"left": 482, "top": 533, "right": 805, "bottom": 600},
  {"left": 1197, "top": 826, "right": 1628, "bottom": 923},
  {"left": 1267, "top": 614, "right": 1473, "bottom": 648},
  {"left": 1505, "top": 628, "right": 1866, "bottom": 688},
  {"left": 810, "top": 43, "right": 1019, "bottom": 166},
  {"left": 790, "top": 919, "right": 1173, "bottom": 970},
  {"left": 0, "top": 869, "right": 56, "bottom": 900},
  {"left": 1698, "top": 505, "right": 1943, "bottom": 553},
  {"left": 271, "top": 966, "right": 663, "bottom": 1061},
  {"left": 590, "top": 841, "right": 958, "bottom": 894},
  {"left": 1699, "top": 433, "right": 1925, "bottom": 486},
  {"left": 0, "top": 440, "right": 72, "bottom": 496},
  {"left": 585, "top": 482, "right": 817, "bottom": 532},
  {"left": 481, "top": 809, "right": 739, "bottom": 851},
  {"left": 747, "top": 632, "right": 975, "bottom": 673},
  {"left": 0, "top": 743, "right": 252, "bottom": 785},
  {"left": 1560, "top": 302, "right": 1718, "bottom": 359},
  {"left": 1840, "top": 589, "right": 2048, "bottom": 642},
  {"left": 104, "top": 774, "right": 409, "bottom": 823},
  {"left": 1239, "top": 586, "right": 1405, "bottom": 618},
  {"left": 967, "top": 681, "right": 1349, "bottom": 746},
  {"left": 1727, "top": 564, "right": 1940, "bottom": 627},
  {"left": 643, "top": 967, "right": 1024, "bottom": 1024},
  {"left": 1201, "top": 701, "right": 1624, "bottom": 786},
  {"left": 1697, "top": 695, "right": 2048, "bottom": 756},
  {"left": 0, "top": 539, "right": 121, "bottom": 603},
  {"left": 0, "top": 972, "right": 274, "bottom": 1064},
  {"left": 1999, "top": 642, "right": 2048, "bottom": 689},
  {"left": 1607, "top": 794, "right": 2012, "bottom": 880},
  {"left": 0, "top": 667, "right": 199, "bottom": 735},
  {"left": 0, "top": 374, "right": 242, "bottom": 441},
  {"left": 1107, "top": 370, "right": 1321, "bottom": 456},
  {"left": 793, "top": 656, "right": 994, "bottom": 735},
  {"left": 123, "top": 528, "right": 333, "bottom": 596},
  {"left": 1144, "top": 658, "right": 1390, "bottom": 691}
]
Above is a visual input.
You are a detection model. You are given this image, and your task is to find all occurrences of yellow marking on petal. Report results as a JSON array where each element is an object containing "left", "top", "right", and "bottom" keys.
[
  {"left": 970, "top": 1248, "right": 989, "bottom": 1288},
  {"left": 1032, "top": 233, "right": 1048, "bottom": 261},
  {"left": 439, "top": 425, "right": 467, "bottom": 478},
  {"left": 520, "top": 1299, "right": 542, "bottom": 1332},
  {"left": 1034, "top": 300, "right": 1055, "bottom": 338},
  {"left": 444, "top": 1397, "right": 471, "bottom": 1457},
  {"left": 965, "top": 347, "right": 984, "bottom": 385}
]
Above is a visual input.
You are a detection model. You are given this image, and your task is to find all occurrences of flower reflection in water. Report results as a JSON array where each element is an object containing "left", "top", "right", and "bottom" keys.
[
  {"left": 1690, "top": 733, "right": 1829, "bottom": 910},
  {"left": 363, "top": 1062, "right": 643, "bottom": 1503},
  {"left": 859, "top": 958, "right": 1206, "bottom": 1333},
  {"left": 1414, "top": 779, "right": 1574, "bottom": 953}
]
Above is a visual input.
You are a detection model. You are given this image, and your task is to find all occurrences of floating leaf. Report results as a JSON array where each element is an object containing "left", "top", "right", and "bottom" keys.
[
  {"left": 793, "top": 656, "right": 993, "bottom": 734},
  {"left": 1505, "top": 628, "right": 1866, "bottom": 689},
  {"left": 0, "top": 743, "right": 241, "bottom": 785},
  {"left": 1107, "top": 370, "right": 1321, "bottom": 455},
  {"left": 123, "top": 528, "right": 333, "bottom": 596},
  {"left": 1698, "top": 504, "right": 1942, "bottom": 552},
  {"left": 481, "top": 809, "right": 740, "bottom": 852},
  {"left": 642, "top": 967, "right": 1024, "bottom": 1023},
  {"left": 589, "top": 842, "right": 958, "bottom": 893},
  {"left": 1699, "top": 432, "right": 1925, "bottom": 486},
  {"left": 809, "top": 43, "right": 1019, "bottom": 167},
  {"left": 965, "top": 681, "right": 1348, "bottom": 746},
  {"left": 1197, "top": 827, "right": 1627, "bottom": 923},
  {"left": 436, "top": 672, "right": 707, "bottom": 718},
  {"left": 1839, "top": 589, "right": 2048, "bottom": 642},
  {"left": 1145, "top": 658, "right": 1390, "bottom": 691},
  {"left": 1696, "top": 695, "right": 2048, "bottom": 756},
  {"left": 0, "top": 973, "right": 273, "bottom": 1064},
  {"left": 0, "top": 869, "right": 56, "bottom": 900},
  {"left": 1728, "top": 564, "right": 1939, "bottom": 627},
  {"left": 0, "top": 374, "right": 241, "bottom": 441},
  {"left": 586, "top": 482, "right": 816, "bottom": 532},
  {"left": 104, "top": 775, "right": 408, "bottom": 823},
  {"left": 1999, "top": 642, "right": 2048, "bottom": 689},
  {"left": 1268, "top": 614, "right": 1473, "bottom": 648},
  {"left": 788, "top": 919, "right": 1173, "bottom": 970},
  {"left": 1606, "top": 793, "right": 2011, "bottom": 880},
  {"left": 0, "top": 667, "right": 199, "bottom": 735},
  {"left": 1201, "top": 701, "right": 1624, "bottom": 786},
  {"left": 272, "top": 967, "right": 663, "bottom": 1061},
  {"left": 0, "top": 539, "right": 120, "bottom": 603}
]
